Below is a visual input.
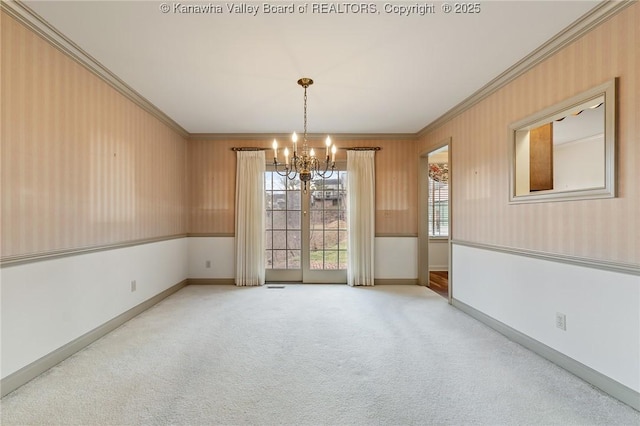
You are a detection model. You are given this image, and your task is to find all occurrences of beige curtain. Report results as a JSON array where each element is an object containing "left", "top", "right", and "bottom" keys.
[
  {"left": 346, "top": 150, "right": 375, "bottom": 286},
  {"left": 235, "top": 150, "right": 265, "bottom": 286}
]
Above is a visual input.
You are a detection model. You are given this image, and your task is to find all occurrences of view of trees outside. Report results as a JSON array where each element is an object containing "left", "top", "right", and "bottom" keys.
[
  {"left": 265, "top": 171, "right": 347, "bottom": 270},
  {"left": 310, "top": 172, "right": 347, "bottom": 270}
]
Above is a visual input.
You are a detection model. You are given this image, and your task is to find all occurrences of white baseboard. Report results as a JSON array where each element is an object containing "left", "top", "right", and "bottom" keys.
[
  {"left": 428, "top": 265, "right": 449, "bottom": 272},
  {"left": 374, "top": 279, "right": 419, "bottom": 285},
  {"left": 1, "top": 280, "right": 186, "bottom": 397},
  {"left": 453, "top": 298, "right": 640, "bottom": 411}
]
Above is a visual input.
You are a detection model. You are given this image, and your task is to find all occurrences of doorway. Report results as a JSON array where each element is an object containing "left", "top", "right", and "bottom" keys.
[
  {"left": 419, "top": 140, "right": 451, "bottom": 302},
  {"left": 264, "top": 170, "right": 348, "bottom": 283}
]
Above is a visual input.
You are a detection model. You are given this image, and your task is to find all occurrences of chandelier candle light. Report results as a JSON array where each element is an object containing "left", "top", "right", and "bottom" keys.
[{"left": 272, "top": 78, "right": 337, "bottom": 190}]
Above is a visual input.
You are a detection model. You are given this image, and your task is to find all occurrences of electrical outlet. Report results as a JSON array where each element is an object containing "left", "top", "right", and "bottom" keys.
[
  {"left": 556, "top": 312, "right": 566, "bottom": 331},
  {"left": 205, "top": 260, "right": 211, "bottom": 268},
  {"left": 131, "top": 280, "right": 137, "bottom": 292}
]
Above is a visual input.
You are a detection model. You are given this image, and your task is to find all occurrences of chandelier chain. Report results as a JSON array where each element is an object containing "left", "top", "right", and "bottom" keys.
[{"left": 303, "top": 86, "right": 308, "bottom": 147}]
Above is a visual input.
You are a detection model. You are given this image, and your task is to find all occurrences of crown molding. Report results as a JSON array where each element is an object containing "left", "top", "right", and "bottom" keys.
[
  {"left": 188, "top": 133, "right": 416, "bottom": 141},
  {"left": 416, "top": 0, "right": 635, "bottom": 138},
  {"left": 2, "top": 0, "right": 633, "bottom": 140},
  {"left": 1, "top": 0, "right": 189, "bottom": 138}
]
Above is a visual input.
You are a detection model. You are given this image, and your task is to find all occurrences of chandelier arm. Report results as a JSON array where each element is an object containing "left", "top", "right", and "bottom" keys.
[
  {"left": 273, "top": 160, "right": 296, "bottom": 179},
  {"left": 317, "top": 166, "right": 335, "bottom": 179},
  {"left": 273, "top": 164, "right": 290, "bottom": 178}
]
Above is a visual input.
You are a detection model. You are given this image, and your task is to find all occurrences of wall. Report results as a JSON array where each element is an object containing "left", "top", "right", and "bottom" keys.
[
  {"left": 428, "top": 239, "right": 448, "bottom": 271},
  {"left": 418, "top": 4, "right": 639, "bottom": 265},
  {"left": 1, "top": 238, "right": 188, "bottom": 379},
  {"left": 187, "top": 137, "right": 418, "bottom": 236},
  {"left": 1, "top": 11, "right": 189, "bottom": 384},
  {"left": 1, "top": 12, "right": 187, "bottom": 260},
  {"left": 454, "top": 244, "right": 639, "bottom": 393},
  {"left": 187, "top": 137, "right": 419, "bottom": 282},
  {"left": 417, "top": 2, "right": 640, "bottom": 398}
]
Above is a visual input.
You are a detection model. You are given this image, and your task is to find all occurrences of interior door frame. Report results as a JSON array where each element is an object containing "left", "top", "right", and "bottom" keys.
[{"left": 418, "top": 137, "right": 452, "bottom": 303}]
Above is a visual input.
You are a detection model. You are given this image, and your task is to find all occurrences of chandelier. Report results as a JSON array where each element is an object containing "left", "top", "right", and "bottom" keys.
[{"left": 271, "top": 78, "right": 336, "bottom": 190}]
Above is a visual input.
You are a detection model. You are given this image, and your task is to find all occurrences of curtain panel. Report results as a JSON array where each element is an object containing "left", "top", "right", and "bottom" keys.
[
  {"left": 235, "top": 150, "right": 266, "bottom": 286},
  {"left": 347, "top": 150, "right": 375, "bottom": 286}
]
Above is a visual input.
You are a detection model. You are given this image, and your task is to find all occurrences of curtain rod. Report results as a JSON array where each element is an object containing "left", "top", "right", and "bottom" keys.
[
  {"left": 344, "top": 147, "right": 381, "bottom": 151},
  {"left": 231, "top": 147, "right": 381, "bottom": 151}
]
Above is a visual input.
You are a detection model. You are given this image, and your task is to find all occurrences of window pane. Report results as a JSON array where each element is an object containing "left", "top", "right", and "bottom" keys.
[
  {"left": 273, "top": 211, "right": 286, "bottom": 229},
  {"left": 265, "top": 250, "right": 273, "bottom": 269},
  {"left": 288, "top": 250, "right": 301, "bottom": 268},
  {"left": 265, "top": 192, "right": 273, "bottom": 209},
  {"left": 287, "top": 231, "right": 301, "bottom": 250},
  {"left": 272, "top": 230, "right": 286, "bottom": 250},
  {"left": 272, "top": 250, "right": 287, "bottom": 269},
  {"left": 324, "top": 231, "right": 338, "bottom": 250},
  {"left": 265, "top": 231, "right": 272, "bottom": 249},
  {"left": 287, "top": 191, "right": 301, "bottom": 210},
  {"left": 265, "top": 210, "right": 273, "bottom": 230},
  {"left": 338, "top": 253, "right": 347, "bottom": 270},
  {"left": 273, "top": 191, "right": 286, "bottom": 210},
  {"left": 287, "top": 211, "right": 300, "bottom": 229},
  {"left": 338, "top": 234, "right": 348, "bottom": 250},
  {"left": 324, "top": 210, "right": 341, "bottom": 228},
  {"left": 310, "top": 250, "right": 323, "bottom": 270},
  {"left": 310, "top": 230, "right": 323, "bottom": 250},
  {"left": 324, "top": 251, "right": 338, "bottom": 270},
  {"left": 310, "top": 211, "right": 323, "bottom": 229},
  {"left": 264, "top": 172, "right": 273, "bottom": 191}
]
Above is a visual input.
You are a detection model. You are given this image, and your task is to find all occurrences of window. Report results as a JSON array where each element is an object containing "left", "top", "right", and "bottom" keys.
[{"left": 428, "top": 162, "right": 449, "bottom": 237}]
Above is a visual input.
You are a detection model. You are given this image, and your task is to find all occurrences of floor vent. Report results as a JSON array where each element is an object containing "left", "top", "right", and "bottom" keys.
[{"left": 266, "top": 285, "right": 285, "bottom": 289}]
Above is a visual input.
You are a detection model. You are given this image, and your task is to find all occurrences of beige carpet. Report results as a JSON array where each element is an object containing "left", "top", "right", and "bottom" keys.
[{"left": 1, "top": 284, "right": 638, "bottom": 425}]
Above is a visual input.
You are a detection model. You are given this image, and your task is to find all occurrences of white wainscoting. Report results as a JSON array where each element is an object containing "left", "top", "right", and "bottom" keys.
[
  {"left": 1, "top": 238, "right": 188, "bottom": 380},
  {"left": 186, "top": 236, "right": 418, "bottom": 281},
  {"left": 452, "top": 243, "right": 640, "bottom": 393},
  {"left": 187, "top": 237, "right": 235, "bottom": 279},
  {"left": 374, "top": 237, "right": 418, "bottom": 279}
]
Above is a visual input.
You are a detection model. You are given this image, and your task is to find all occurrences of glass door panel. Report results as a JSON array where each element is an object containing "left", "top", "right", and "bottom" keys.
[
  {"left": 265, "top": 172, "right": 302, "bottom": 282},
  {"left": 303, "top": 172, "right": 348, "bottom": 282},
  {"left": 265, "top": 169, "right": 347, "bottom": 283}
]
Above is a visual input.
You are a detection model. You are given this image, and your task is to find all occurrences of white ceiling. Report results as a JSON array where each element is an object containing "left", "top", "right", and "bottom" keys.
[{"left": 24, "top": 1, "right": 600, "bottom": 135}]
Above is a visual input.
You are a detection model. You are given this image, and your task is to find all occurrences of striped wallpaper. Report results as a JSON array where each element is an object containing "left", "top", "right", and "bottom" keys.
[
  {"left": 187, "top": 137, "right": 418, "bottom": 236},
  {"left": 4, "top": 3, "right": 638, "bottom": 265},
  {"left": 417, "top": 2, "right": 639, "bottom": 266},
  {"left": 1, "top": 12, "right": 188, "bottom": 260}
]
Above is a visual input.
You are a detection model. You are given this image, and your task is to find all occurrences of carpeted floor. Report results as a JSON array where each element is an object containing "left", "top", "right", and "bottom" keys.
[{"left": 1, "top": 285, "right": 638, "bottom": 425}]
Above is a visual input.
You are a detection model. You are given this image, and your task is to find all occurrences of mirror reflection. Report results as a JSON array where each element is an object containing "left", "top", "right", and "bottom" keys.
[{"left": 510, "top": 79, "right": 615, "bottom": 203}]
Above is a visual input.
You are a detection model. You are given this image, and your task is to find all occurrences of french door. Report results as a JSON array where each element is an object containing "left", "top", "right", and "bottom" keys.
[{"left": 265, "top": 169, "right": 348, "bottom": 283}]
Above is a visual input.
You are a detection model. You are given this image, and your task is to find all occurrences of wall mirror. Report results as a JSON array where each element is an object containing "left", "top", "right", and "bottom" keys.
[{"left": 509, "top": 78, "right": 616, "bottom": 203}]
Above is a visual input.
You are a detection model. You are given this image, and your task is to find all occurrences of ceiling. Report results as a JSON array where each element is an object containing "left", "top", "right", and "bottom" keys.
[{"left": 23, "top": 1, "right": 601, "bottom": 135}]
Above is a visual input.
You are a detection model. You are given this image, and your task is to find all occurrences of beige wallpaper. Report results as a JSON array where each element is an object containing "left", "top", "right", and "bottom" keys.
[
  {"left": 7, "top": 3, "right": 636, "bottom": 264},
  {"left": 417, "top": 3, "right": 639, "bottom": 265},
  {"left": 187, "top": 137, "right": 418, "bottom": 236},
  {"left": 1, "top": 12, "right": 188, "bottom": 259}
]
